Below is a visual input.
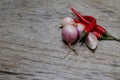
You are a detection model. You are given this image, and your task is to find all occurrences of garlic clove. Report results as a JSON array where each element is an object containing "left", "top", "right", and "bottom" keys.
[{"left": 85, "top": 32, "right": 98, "bottom": 50}]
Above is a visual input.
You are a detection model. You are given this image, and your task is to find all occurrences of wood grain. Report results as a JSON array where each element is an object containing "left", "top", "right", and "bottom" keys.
[{"left": 0, "top": 0, "right": 120, "bottom": 80}]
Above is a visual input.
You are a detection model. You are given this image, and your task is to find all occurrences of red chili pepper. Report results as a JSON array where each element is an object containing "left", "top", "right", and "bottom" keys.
[
  {"left": 83, "top": 14, "right": 120, "bottom": 41},
  {"left": 71, "top": 7, "right": 120, "bottom": 42},
  {"left": 83, "top": 16, "right": 96, "bottom": 32},
  {"left": 94, "top": 25, "right": 108, "bottom": 36},
  {"left": 78, "top": 16, "right": 97, "bottom": 41},
  {"left": 73, "top": 18, "right": 88, "bottom": 27},
  {"left": 73, "top": 18, "right": 82, "bottom": 23},
  {"left": 94, "top": 25, "right": 120, "bottom": 41},
  {"left": 92, "top": 31, "right": 105, "bottom": 40},
  {"left": 71, "top": 8, "right": 91, "bottom": 24},
  {"left": 92, "top": 31, "right": 120, "bottom": 41}
]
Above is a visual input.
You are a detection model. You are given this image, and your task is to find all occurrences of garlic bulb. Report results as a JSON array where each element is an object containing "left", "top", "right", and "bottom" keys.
[{"left": 85, "top": 32, "right": 98, "bottom": 50}]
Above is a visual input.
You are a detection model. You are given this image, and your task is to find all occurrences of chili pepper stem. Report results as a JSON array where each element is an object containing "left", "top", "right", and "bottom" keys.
[
  {"left": 109, "top": 35, "right": 120, "bottom": 42},
  {"left": 100, "top": 36, "right": 106, "bottom": 40},
  {"left": 68, "top": 43, "right": 77, "bottom": 55},
  {"left": 99, "top": 35, "right": 120, "bottom": 41},
  {"left": 104, "top": 38, "right": 120, "bottom": 40},
  {"left": 105, "top": 32, "right": 120, "bottom": 42},
  {"left": 78, "top": 31, "right": 86, "bottom": 42}
]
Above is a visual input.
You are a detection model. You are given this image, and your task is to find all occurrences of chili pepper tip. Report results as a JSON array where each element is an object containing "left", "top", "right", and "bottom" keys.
[
  {"left": 109, "top": 35, "right": 120, "bottom": 42},
  {"left": 71, "top": 7, "right": 91, "bottom": 24},
  {"left": 105, "top": 32, "right": 120, "bottom": 42},
  {"left": 104, "top": 38, "right": 120, "bottom": 40}
]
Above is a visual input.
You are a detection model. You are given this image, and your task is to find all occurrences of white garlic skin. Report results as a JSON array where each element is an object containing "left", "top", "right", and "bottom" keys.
[{"left": 85, "top": 32, "right": 98, "bottom": 50}]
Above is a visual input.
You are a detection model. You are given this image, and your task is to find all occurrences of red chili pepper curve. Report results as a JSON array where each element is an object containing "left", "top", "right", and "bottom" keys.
[
  {"left": 83, "top": 16, "right": 96, "bottom": 32},
  {"left": 73, "top": 18, "right": 82, "bottom": 23},
  {"left": 83, "top": 15, "right": 120, "bottom": 42},
  {"left": 78, "top": 16, "right": 97, "bottom": 41},
  {"left": 71, "top": 7, "right": 120, "bottom": 42},
  {"left": 73, "top": 18, "right": 88, "bottom": 26},
  {"left": 71, "top": 8, "right": 91, "bottom": 24}
]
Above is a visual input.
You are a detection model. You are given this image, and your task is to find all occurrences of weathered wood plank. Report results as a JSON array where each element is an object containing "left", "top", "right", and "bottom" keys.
[{"left": 0, "top": 0, "right": 120, "bottom": 80}]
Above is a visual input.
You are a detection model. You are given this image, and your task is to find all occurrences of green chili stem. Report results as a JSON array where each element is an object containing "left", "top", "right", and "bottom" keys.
[
  {"left": 108, "top": 35, "right": 120, "bottom": 42},
  {"left": 78, "top": 31, "right": 86, "bottom": 42},
  {"left": 104, "top": 38, "right": 120, "bottom": 40}
]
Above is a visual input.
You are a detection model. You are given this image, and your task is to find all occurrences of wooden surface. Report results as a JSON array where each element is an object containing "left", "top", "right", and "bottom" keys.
[{"left": 0, "top": 0, "right": 120, "bottom": 80}]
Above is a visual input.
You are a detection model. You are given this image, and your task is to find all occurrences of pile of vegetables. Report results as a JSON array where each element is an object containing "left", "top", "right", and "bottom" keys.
[{"left": 60, "top": 7, "right": 120, "bottom": 55}]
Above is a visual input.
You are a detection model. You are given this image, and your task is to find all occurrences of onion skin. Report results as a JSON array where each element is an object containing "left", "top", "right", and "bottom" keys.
[
  {"left": 62, "top": 25, "right": 78, "bottom": 44},
  {"left": 61, "top": 17, "right": 75, "bottom": 26},
  {"left": 85, "top": 32, "right": 98, "bottom": 50},
  {"left": 76, "top": 23, "right": 86, "bottom": 37}
]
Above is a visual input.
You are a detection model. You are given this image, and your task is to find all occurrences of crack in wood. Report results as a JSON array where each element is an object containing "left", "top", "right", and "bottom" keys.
[{"left": 0, "top": 70, "right": 34, "bottom": 76}]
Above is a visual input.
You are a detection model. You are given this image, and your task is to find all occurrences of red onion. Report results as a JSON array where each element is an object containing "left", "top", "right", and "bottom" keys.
[
  {"left": 61, "top": 17, "right": 75, "bottom": 26},
  {"left": 62, "top": 25, "right": 78, "bottom": 54},
  {"left": 76, "top": 23, "right": 86, "bottom": 37}
]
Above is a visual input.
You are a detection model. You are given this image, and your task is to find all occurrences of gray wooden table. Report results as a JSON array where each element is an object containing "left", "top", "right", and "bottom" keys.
[{"left": 0, "top": 0, "right": 120, "bottom": 80}]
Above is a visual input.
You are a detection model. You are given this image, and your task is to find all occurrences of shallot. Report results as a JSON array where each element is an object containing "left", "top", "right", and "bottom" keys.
[
  {"left": 62, "top": 25, "right": 78, "bottom": 54},
  {"left": 76, "top": 23, "right": 86, "bottom": 37},
  {"left": 61, "top": 17, "right": 75, "bottom": 26}
]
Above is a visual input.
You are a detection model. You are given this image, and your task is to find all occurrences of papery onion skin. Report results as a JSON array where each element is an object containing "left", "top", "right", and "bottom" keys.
[
  {"left": 76, "top": 23, "right": 86, "bottom": 37},
  {"left": 61, "top": 17, "right": 75, "bottom": 26},
  {"left": 85, "top": 32, "right": 98, "bottom": 50},
  {"left": 62, "top": 25, "right": 78, "bottom": 44}
]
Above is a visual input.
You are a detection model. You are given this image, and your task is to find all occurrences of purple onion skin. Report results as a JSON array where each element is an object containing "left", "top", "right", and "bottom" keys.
[
  {"left": 62, "top": 25, "right": 78, "bottom": 44},
  {"left": 76, "top": 23, "right": 85, "bottom": 37}
]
